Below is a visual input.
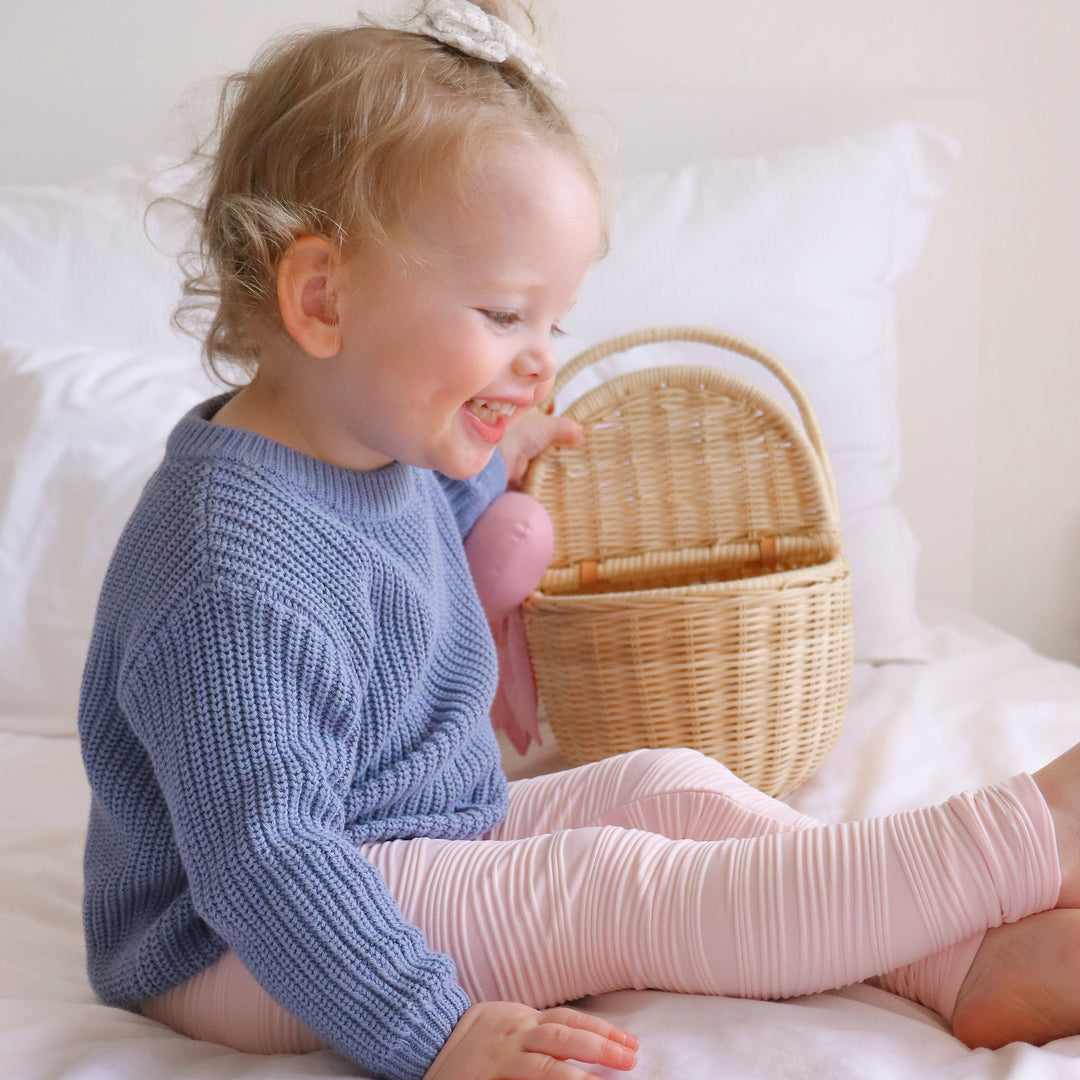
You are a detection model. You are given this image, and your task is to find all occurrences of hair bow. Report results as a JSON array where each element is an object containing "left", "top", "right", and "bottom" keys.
[{"left": 416, "top": 0, "right": 566, "bottom": 90}]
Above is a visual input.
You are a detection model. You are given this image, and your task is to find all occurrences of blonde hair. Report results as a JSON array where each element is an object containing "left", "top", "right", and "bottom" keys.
[{"left": 177, "top": 1, "right": 602, "bottom": 381}]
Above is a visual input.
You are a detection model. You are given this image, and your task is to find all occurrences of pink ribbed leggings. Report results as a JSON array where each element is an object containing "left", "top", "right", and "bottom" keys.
[{"left": 142, "top": 748, "right": 1060, "bottom": 1054}]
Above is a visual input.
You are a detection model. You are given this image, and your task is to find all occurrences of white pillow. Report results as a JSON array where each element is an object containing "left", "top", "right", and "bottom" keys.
[
  {"left": 0, "top": 162, "right": 204, "bottom": 736},
  {"left": 555, "top": 121, "right": 958, "bottom": 663},
  {"left": 0, "top": 345, "right": 216, "bottom": 736},
  {"left": 0, "top": 161, "right": 194, "bottom": 355}
]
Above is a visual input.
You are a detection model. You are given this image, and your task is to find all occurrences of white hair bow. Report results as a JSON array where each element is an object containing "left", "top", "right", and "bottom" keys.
[{"left": 416, "top": 0, "right": 566, "bottom": 90}]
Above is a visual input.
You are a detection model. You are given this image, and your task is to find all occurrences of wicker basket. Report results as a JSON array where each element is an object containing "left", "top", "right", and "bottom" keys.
[{"left": 521, "top": 326, "right": 854, "bottom": 797}]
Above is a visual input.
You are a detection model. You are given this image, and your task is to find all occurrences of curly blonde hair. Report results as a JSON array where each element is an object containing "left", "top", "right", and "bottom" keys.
[{"left": 177, "top": 1, "right": 602, "bottom": 382}]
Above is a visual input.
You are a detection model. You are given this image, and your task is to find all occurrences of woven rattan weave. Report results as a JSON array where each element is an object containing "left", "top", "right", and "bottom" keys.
[{"left": 521, "top": 327, "right": 854, "bottom": 797}]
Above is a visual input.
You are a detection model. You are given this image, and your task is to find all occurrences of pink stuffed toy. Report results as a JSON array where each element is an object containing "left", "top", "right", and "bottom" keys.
[{"left": 464, "top": 492, "right": 554, "bottom": 755}]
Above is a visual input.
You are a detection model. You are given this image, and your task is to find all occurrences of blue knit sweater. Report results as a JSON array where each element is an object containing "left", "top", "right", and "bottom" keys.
[{"left": 78, "top": 395, "right": 510, "bottom": 1080}]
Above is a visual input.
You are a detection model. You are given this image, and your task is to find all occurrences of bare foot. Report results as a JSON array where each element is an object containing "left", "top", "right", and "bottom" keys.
[
  {"left": 1033, "top": 742, "right": 1080, "bottom": 908},
  {"left": 952, "top": 909, "right": 1080, "bottom": 1050}
]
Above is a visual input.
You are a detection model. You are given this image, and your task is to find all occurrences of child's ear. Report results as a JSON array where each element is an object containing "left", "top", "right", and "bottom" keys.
[{"left": 277, "top": 236, "right": 341, "bottom": 358}]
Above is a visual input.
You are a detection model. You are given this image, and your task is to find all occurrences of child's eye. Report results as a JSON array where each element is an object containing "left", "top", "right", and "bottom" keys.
[
  {"left": 482, "top": 310, "right": 518, "bottom": 330},
  {"left": 551, "top": 324, "right": 566, "bottom": 339}
]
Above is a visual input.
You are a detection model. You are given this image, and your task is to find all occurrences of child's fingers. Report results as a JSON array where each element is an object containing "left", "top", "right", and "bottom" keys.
[
  {"left": 424, "top": 1002, "right": 636, "bottom": 1080},
  {"left": 539, "top": 1006, "right": 639, "bottom": 1049},
  {"left": 543, "top": 415, "right": 584, "bottom": 448},
  {"left": 521, "top": 414, "right": 582, "bottom": 459},
  {"left": 501, "top": 1060, "right": 613, "bottom": 1080},
  {"left": 505, "top": 1058, "right": 626, "bottom": 1080},
  {"left": 523, "top": 1012, "right": 639, "bottom": 1071},
  {"left": 521, "top": 1030, "right": 637, "bottom": 1073}
]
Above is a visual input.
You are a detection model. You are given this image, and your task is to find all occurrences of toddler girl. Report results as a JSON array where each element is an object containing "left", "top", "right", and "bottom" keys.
[{"left": 78, "top": 3, "right": 1080, "bottom": 1078}]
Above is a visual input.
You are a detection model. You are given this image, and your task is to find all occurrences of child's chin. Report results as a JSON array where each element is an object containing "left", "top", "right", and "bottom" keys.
[{"left": 440, "top": 449, "right": 496, "bottom": 481}]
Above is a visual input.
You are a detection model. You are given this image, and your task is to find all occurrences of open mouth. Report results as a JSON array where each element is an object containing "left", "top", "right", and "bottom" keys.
[
  {"left": 462, "top": 397, "right": 519, "bottom": 446},
  {"left": 465, "top": 398, "right": 517, "bottom": 424}
]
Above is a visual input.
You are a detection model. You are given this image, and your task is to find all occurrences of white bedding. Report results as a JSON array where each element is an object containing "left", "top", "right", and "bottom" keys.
[{"left": 4, "top": 606, "right": 1080, "bottom": 1080}]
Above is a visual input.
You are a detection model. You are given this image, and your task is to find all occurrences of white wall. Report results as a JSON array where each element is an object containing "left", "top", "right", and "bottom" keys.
[{"left": 4, "top": 0, "right": 1080, "bottom": 664}]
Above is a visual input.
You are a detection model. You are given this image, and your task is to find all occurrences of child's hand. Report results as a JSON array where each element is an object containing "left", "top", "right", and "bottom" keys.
[
  {"left": 501, "top": 408, "right": 583, "bottom": 488},
  {"left": 424, "top": 1001, "right": 638, "bottom": 1080}
]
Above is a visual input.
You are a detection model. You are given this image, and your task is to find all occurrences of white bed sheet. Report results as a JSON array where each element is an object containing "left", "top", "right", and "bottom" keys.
[{"left": 3, "top": 606, "right": 1080, "bottom": 1080}]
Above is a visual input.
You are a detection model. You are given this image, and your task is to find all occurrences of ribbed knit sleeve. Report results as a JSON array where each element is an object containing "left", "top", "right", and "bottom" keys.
[
  {"left": 436, "top": 451, "right": 507, "bottom": 537},
  {"left": 119, "top": 582, "right": 469, "bottom": 1080}
]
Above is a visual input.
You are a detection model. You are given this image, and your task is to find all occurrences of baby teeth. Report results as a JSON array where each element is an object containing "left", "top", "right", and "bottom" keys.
[{"left": 469, "top": 398, "right": 516, "bottom": 418}]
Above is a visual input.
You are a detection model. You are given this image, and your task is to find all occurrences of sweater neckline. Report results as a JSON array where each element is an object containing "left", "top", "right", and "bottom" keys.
[{"left": 167, "top": 393, "right": 419, "bottom": 516}]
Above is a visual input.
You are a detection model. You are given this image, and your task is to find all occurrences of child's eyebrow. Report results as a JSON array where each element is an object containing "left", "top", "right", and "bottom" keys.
[{"left": 475, "top": 275, "right": 546, "bottom": 294}]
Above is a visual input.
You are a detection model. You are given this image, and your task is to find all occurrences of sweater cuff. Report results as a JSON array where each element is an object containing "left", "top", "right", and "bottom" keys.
[{"left": 383, "top": 984, "right": 472, "bottom": 1080}]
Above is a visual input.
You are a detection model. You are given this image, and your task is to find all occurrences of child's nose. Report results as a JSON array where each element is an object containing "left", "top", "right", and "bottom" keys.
[{"left": 512, "top": 336, "right": 558, "bottom": 382}]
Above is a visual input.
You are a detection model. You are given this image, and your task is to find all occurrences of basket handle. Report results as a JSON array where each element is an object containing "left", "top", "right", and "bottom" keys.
[{"left": 543, "top": 325, "right": 842, "bottom": 519}]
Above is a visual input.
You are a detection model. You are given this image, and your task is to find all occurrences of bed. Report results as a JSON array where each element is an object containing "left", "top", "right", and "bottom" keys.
[{"left": 3, "top": 96, "right": 1080, "bottom": 1080}]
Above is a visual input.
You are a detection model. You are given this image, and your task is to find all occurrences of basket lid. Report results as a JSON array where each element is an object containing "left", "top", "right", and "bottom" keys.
[{"left": 523, "top": 328, "right": 844, "bottom": 595}]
